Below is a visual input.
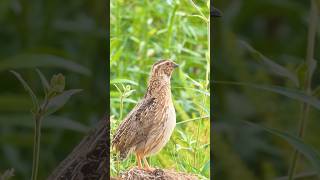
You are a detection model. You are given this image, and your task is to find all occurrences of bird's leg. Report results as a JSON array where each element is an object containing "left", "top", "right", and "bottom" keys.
[
  {"left": 143, "top": 157, "right": 155, "bottom": 172},
  {"left": 136, "top": 153, "right": 142, "bottom": 169}
]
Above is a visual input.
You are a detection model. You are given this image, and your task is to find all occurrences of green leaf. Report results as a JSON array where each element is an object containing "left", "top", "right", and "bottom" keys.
[
  {"left": 1, "top": 54, "right": 91, "bottom": 75},
  {"left": 36, "top": 69, "right": 50, "bottom": 93},
  {"left": 244, "top": 121, "right": 320, "bottom": 177},
  {"left": 200, "top": 160, "right": 210, "bottom": 174},
  {"left": 184, "top": 73, "right": 203, "bottom": 88},
  {"left": 44, "top": 116, "right": 89, "bottom": 133},
  {"left": 46, "top": 89, "right": 82, "bottom": 116},
  {"left": 123, "top": 90, "right": 136, "bottom": 97},
  {"left": 110, "top": 98, "right": 138, "bottom": 104},
  {"left": 239, "top": 40, "right": 299, "bottom": 86},
  {"left": 0, "top": 114, "right": 88, "bottom": 133},
  {"left": 214, "top": 81, "right": 320, "bottom": 110},
  {"left": 172, "top": 87, "right": 210, "bottom": 96},
  {"left": 110, "top": 79, "right": 138, "bottom": 86},
  {"left": 10, "top": 71, "right": 39, "bottom": 111}
]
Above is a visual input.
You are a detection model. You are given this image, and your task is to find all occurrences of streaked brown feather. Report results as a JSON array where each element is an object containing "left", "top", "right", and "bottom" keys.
[{"left": 111, "top": 60, "right": 177, "bottom": 161}]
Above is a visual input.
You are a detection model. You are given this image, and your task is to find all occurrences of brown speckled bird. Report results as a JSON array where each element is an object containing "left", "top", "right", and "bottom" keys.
[{"left": 112, "top": 59, "right": 178, "bottom": 171}]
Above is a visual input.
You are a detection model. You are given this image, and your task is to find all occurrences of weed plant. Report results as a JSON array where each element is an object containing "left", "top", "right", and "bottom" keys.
[{"left": 110, "top": 0, "right": 211, "bottom": 179}]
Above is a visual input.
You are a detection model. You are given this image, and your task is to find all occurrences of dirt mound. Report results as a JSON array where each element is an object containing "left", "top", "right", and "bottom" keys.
[{"left": 112, "top": 167, "right": 198, "bottom": 180}]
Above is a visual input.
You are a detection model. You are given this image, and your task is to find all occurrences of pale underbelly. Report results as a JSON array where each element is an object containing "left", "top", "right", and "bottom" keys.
[{"left": 145, "top": 106, "right": 176, "bottom": 156}]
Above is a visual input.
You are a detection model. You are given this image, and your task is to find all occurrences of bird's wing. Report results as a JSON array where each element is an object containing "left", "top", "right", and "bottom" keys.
[{"left": 111, "top": 97, "right": 156, "bottom": 159}]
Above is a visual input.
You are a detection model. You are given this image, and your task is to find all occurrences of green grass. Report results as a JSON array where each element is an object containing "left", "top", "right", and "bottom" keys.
[
  {"left": 110, "top": 0, "right": 210, "bottom": 178},
  {"left": 214, "top": 0, "right": 320, "bottom": 179},
  {"left": 0, "top": 0, "right": 106, "bottom": 179}
]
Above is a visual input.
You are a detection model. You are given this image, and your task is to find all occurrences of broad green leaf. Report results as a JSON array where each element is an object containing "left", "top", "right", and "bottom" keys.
[
  {"left": 110, "top": 79, "right": 138, "bottom": 86},
  {"left": 45, "top": 89, "right": 82, "bottom": 116},
  {"left": 244, "top": 121, "right": 320, "bottom": 177},
  {"left": 10, "top": 71, "right": 39, "bottom": 111},
  {"left": 36, "top": 69, "right": 50, "bottom": 93},
  {"left": 1, "top": 54, "right": 91, "bottom": 75},
  {"left": 0, "top": 115, "right": 88, "bottom": 132},
  {"left": 44, "top": 116, "right": 89, "bottom": 133},
  {"left": 239, "top": 40, "right": 299, "bottom": 86},
  {"left": 214, "top": 81, "right": 320, "bottom": 110}
]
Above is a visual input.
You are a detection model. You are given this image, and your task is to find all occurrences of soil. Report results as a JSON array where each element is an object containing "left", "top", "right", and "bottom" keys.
[{"left": 111, "top": 167, "right": 199, "bottom": 180}]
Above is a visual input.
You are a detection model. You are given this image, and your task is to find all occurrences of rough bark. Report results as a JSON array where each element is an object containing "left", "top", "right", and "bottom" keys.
[{"left": 47, "top": 115, "right": 108, "bottom": 180}]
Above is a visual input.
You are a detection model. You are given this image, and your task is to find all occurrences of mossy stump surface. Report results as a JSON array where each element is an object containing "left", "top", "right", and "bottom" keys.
[{"left": 111, "top": 167, "right": 198, "bottom": 180}]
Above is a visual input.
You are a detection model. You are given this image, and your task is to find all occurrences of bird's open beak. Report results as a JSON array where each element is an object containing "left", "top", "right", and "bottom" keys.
[{"left": 173, "top": 63, "right": 179, "bottom": 68}]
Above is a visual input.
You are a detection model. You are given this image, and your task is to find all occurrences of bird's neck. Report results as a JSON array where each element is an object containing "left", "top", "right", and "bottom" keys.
[{"left": 144, "top": 76, "right": 172, "bottom": 99}]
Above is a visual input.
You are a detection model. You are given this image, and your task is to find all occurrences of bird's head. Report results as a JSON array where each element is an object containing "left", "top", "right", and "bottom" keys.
[{"left": 150, "top": 59, "right": 179, "bottom": 79}]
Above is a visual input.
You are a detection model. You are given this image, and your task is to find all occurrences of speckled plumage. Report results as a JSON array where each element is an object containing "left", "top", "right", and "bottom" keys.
[{"left": 112, "top": 60, "right": 178, "bottom": 170}]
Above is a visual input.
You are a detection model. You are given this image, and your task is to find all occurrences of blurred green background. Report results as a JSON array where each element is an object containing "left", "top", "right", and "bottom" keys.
[
  {"left": 0, "top": 0, "right": 106, "bottom": 179},
  {"left": 214, "top": 0, "right": 320, "bottom": 179},
  {"left": 110, "top": 0, "right": 210, "bottom": 179}
]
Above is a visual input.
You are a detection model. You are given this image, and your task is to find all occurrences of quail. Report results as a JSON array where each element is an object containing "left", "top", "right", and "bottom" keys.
[{"left": 112, "top": 59, "right": 178, "bottom": 171}]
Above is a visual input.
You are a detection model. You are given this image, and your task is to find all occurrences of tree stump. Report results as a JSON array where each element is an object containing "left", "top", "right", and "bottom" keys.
[{"left": 112, "top": 167, "right": 199, "bottom": 180}]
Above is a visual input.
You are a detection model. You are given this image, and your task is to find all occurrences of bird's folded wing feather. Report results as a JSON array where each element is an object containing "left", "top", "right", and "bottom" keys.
[{"left": 112, "top": 97, "right": 156, "bottom": 153}]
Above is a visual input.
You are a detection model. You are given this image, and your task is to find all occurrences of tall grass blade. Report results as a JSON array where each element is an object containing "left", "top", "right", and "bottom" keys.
[
  {"left": 1, "top": 54, "right": 91, "bottom": 75},
  {"left": 214, "top": 81, "right": 320, "bottom": 110},
  {"left": 239, "top": 40, "right": 299, "bottom": 86},
  {"left": 244, "top": 121, "right": 320, "bottom": 177},
  {"left": 110, "top": 79, "right": 138, "bottom": 86}
]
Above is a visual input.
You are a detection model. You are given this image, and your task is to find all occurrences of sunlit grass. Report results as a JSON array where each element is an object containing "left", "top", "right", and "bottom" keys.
[{"left": 110, "top": 0, "right": 210, "bottom": 178}]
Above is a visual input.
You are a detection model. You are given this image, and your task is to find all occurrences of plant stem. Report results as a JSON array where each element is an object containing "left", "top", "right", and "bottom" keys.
[
  {"left": 119, "top": 94, "right": 124, "bottom": 121},
  {"left": 31, "top": 96, "right": 49, "bottom": 180},
  {"left": 194, "top": 1, "right": 210, "bottom": 167},
  {"left": 288, "top": 1, "right": 318, "bottom": 179},
  {"left": 31, "top": 115, "right": 42, "bottom": 180}
]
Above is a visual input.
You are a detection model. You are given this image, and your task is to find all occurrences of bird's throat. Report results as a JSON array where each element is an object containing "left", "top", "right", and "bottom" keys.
[{"left": 145, "top": 77, "right": 171, "bottom": 99}]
